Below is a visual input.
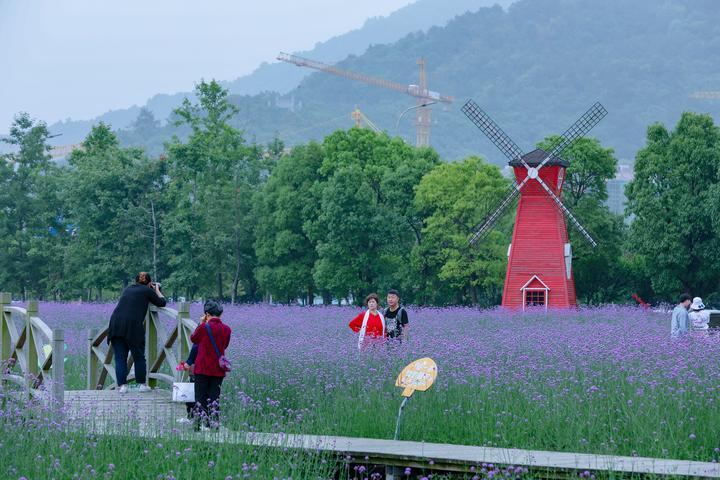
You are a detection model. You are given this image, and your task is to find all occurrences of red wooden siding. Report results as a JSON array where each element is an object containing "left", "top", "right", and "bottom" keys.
[{"left": 502, "top": 165, "right": 577, "bottom": 308}]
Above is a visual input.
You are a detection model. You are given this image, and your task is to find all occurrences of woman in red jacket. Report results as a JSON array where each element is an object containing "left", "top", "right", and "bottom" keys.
[
  {"left": 190, "top": 300, "right": 231, "bottom": 430},
  {"left": 349, "top": 293, "right": 385, "bottom": 350}
]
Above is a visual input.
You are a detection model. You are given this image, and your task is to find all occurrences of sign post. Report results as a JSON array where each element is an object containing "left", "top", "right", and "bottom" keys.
[{"left": 393, "top": 357, "right": 437, "bottom": 440}]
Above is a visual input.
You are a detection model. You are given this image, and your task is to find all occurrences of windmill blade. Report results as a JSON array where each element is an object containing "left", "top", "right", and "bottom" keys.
[
  {"left": 462, "top": 100, "right": 526, "bottom": 164},
  {"left": 469, "top": 183, "right": 520, "bottom": 246},
  {"left": 534, "top": 176, "right": 597, "bottom": 248},
  {"left": 536, "top": 102, "right": 608, "bottom": 171}
]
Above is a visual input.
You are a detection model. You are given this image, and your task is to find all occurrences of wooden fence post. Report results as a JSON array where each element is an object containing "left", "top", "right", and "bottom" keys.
[
  {"left": 52, "top": 329, "right": 64, "bottom": 413},
  {"left": 0, "top": 293, "right": 10, "bottom": 393},
  {"left": 177, "top": 302, "right": 190, "bottom": 381},
  {"left": 146, "top": 307, "right": 158, "bottom": 388},
  {"left": 25, "top": 300, "right": 39, "bottom": 388},
  {"left": 0, "top": 293, "right": 10, "bottom": 365},
  {"left": 87, "top": 328, "right": 98, "bottom": 390}
]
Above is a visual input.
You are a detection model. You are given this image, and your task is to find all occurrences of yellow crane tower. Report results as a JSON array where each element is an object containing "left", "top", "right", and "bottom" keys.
[{"left": 351, "top": 107, "right": 382, "bottom": 134}]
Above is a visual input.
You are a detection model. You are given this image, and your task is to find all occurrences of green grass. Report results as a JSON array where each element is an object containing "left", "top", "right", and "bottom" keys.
[{"left": 8, "top": 305, "right": 720, "bottom": 479}]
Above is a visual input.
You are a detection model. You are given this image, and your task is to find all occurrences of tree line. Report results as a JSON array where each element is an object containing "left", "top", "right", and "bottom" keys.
[{"left": 1, "top": 81, "right": 718, "bottom": 305}]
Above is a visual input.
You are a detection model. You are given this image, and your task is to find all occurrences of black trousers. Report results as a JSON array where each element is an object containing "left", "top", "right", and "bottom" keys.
[
  {"left": 193, "top": 374, "right": 224, "bottom": 427},
  {"left": 185, "top": 374, "right": 195, "bottom": 418},
  {"left": 111, "top": 338, "right": 146, "bottom": 385}
]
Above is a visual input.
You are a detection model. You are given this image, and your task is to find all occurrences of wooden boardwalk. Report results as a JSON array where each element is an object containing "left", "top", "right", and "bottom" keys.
[
  {"left": 63, "top": 389, "right": 185, "bottom": 434},
  {"left": 61, "top": 388, "right": 720, "bottom": 478},
  {"left": 240, "top": 433, "right": 720, "bottom": 478}
]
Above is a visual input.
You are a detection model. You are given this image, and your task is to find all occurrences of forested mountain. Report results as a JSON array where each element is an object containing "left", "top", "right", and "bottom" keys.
[
  {"left": 19, "top": 0, "right": 720, "bottom": 165},
  {"left": 221, "top": 0, "right": 720, "bottom": 164},
  {"left": 106, "top": 0, "right": 720, "bottom": 164},
  {"left": 29, "top": 0, "right": 512, "bottom": 149},
  {"left": 223, "top": 0, "right": 514, "bottom": 95}
]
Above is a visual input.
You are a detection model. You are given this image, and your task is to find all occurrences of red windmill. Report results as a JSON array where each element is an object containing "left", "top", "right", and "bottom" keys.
[{"left": 461, "top": 100, "right": 607, "bottom": 309}]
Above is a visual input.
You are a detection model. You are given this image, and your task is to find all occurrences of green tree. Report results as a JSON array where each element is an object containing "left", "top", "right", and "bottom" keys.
[
  {"left": 379, "top": 146, "right": 441, "bottom": 303},
  {"left": 163, "top": 80, "right": 260, "bottom": 302},
  {"left": 0, "top": 113, "right": 64, "bottom": 299},
  {"left": 64, "top": 123, "right": 165, "bottom": 299},
  {"left": 549, "top": 137, "right": 617, "bottom": 205},
  {"left": 627, "top": 112, "right": 720, "bottom": 300},
  {"left": 307, "top": 128, "right": 439, "bottom": 304},
  {"left": 414, "top": 156, "right": 510, "bottom": 305},
  {"left": 129, "top": 108, "right": 161, "bottom": 143},
  {"left": 537, "top": 136, "right": 628, "bottom": 304},
  {"left": 254, "top": 143, "right": 323, "bottom": 304}
]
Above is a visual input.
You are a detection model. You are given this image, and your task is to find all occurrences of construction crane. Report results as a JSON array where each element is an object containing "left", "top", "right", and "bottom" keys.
[
  {"left": 277, "top": 52, "right": 453, "bottom": 148},
  {"left": 351, "top": 107, "right": 382, "bottom": 134}
]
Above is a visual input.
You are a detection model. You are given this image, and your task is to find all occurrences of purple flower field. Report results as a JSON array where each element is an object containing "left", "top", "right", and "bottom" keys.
[{"left": 11, "top": 302, "right": 720, "bottom": 463}]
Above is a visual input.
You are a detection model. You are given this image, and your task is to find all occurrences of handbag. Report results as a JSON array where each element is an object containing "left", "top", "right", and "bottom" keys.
[
  {"left": 172, "top": 382, "right": 195, "bottom": 402},
  {"left": 206, "top": 323, "right": 232, "bottom": 372}
]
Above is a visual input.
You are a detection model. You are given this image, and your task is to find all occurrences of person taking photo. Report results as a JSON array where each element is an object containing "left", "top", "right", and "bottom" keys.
[{"left": 108, "top": 271, "right": 166, "bottom": 393}]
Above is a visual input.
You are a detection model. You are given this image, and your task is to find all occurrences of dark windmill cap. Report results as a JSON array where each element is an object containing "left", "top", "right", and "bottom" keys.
[
  {"left": 203, "top": 300, "right": 223, "bottom": 316},
  {"left": 510, "top": 148, "right": 569, "bottom": 168}
]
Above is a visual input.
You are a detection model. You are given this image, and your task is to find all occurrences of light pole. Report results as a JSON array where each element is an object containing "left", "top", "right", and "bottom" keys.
[{"left": 394, "top": 101, "right": 437, "bottom": 137}]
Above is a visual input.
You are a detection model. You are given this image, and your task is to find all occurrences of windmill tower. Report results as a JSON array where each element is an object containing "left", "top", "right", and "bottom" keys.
[{"left": 461, "top": 100, "right": 607, "bottom": 309}]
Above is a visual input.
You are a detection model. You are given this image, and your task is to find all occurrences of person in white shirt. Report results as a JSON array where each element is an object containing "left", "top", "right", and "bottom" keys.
[{"left": 689, "top": 296, "right": 710, "bottom": 332}]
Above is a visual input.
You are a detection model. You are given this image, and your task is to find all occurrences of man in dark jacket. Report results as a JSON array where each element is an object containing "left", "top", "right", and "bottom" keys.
[{"left": 108, "top": 271, "right": 166, "bottom": 393}]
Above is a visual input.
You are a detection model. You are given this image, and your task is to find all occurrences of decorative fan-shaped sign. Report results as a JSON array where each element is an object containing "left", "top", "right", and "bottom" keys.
[{"left": 395, "top": 357, "right": 437, "bottom": 397}]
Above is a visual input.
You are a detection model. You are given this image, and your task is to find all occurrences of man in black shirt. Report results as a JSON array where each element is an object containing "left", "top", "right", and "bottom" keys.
[
  {"left": 108, "top": 271, "right": 166, "bottom": 393},
  {"left": 384, "top": 289, "right": 409, "bottom": 342}
]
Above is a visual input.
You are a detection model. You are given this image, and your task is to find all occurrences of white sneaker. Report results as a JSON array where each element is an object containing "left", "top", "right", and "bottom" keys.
[
  {"left": 199, "top": 425, "right": 211, "bottom": 432},
  {"left": 176, "top": 417, "right": 192, "bottom": 424},
  {"left": 118, "top": 384, "right": 128, "bottom": 394},
  {"left": 137, "top": 384, "right": 152, "bottom": 392}
]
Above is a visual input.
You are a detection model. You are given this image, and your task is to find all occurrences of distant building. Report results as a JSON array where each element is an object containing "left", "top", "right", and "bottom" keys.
[
  {"left": 49, "top": 143, "right": 82, "bottom": 160},
  {"left": 272, "top": 93, "right": 301, "bottom": 112},
  {"left": 605, "top": 164, "right": 634, "bottom": 217}
]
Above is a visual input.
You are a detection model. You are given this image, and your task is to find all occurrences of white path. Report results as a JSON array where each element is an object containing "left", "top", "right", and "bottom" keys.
[{"left": 64, "top": 389, "right": 720, "bottom": 478}]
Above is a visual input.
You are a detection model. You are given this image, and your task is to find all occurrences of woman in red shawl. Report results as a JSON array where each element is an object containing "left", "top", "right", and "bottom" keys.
[{"left": 349, "top": 293, "right": 385, "bottom": 350}]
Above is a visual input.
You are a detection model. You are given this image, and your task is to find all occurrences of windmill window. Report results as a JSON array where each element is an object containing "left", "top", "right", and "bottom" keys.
[
  {"left": 524, "top": 289, "right": 546, "bottom": 307},
  {"left": 520, "top": 275, "right": 550, "bottom": 311}
]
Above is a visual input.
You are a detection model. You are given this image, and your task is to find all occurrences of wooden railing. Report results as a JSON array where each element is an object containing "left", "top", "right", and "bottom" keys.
[
  {"left": 87, "top": 302, "right": 197, "bottom": 390},
  {"left": 1, "top": 293, "right": 55, "bottom": 390}
]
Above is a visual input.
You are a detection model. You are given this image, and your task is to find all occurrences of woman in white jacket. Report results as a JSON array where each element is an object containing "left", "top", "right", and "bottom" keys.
[{"left": 689, "top": 297, "right": 710, "bottom": 332}]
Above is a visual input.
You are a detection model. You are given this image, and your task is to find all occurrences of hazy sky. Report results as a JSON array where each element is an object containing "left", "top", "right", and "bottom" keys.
[{"left": 0, "top": 0, "right": 413, "bottom": 127}]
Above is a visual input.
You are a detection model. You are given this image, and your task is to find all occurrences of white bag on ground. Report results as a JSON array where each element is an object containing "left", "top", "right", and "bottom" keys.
[{"left": 172, "top": 382, "right": 194, "bottom": 402}]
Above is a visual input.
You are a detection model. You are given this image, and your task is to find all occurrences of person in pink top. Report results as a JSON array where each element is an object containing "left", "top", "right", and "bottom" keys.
[{"left": 348, "top": 293, "right": 385, "bottom": 350}]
